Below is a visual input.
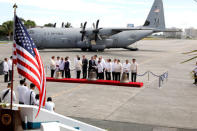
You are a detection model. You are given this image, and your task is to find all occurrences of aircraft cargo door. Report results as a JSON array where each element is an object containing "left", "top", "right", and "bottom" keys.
[{"left": 113, "top": 38, "right": 118, "bottom": 48}]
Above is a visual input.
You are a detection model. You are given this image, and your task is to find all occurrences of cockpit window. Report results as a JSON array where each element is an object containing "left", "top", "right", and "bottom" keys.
[{"left": 29, "top": 30, "right": 35, "bottom": 34}]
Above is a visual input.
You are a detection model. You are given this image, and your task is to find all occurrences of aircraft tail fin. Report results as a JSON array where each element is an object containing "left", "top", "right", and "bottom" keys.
[{"left": 143, "top": 0, "right": 165, "bottom": 30}]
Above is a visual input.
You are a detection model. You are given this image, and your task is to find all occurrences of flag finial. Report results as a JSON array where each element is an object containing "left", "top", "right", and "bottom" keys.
[{"left": 13, "top": 3, "right": 18, "bottom": 13}]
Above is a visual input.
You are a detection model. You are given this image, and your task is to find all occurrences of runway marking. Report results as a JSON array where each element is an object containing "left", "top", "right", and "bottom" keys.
[{"left": 52, "top": 84, "right": 84, "bottom": 100}]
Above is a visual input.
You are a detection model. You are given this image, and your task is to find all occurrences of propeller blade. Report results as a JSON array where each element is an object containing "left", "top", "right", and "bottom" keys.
[
  {"left": 98, "top": 34, "right": 102, "bottom": 40},
  {"left": 96, "top": 19, "right": 99, "bottom": 29},
  {"left": 81, "top": 34, "right": 85, "bottom": 41},
  {"left": 62, "top": 22, "right": 64, "bottom": 28},
  {"left": 83, "top": 21, "right": 87, "bottom": 30},
  {"left": 93, "top": 23, "right": 96, "bottom": 29},
  {"left": 80, "top": 23, "right": 83, "bottom": 28},
  {"left": 53, "top": 23, "right": 56, "bottom": 28},
  {"left": 80, "top": 21, "right": 87, "bottom": 41}
]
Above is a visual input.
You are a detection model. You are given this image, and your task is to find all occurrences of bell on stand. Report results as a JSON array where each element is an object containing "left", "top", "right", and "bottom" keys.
[
  {"left": 88, "top": 70, "right": 97, "bottom": 81},
  {"left": 55, "top": 71, "right": 62, "bottom": 79},
  {"left": 120, "top": 72, "right": 129, "bottom": 83}
]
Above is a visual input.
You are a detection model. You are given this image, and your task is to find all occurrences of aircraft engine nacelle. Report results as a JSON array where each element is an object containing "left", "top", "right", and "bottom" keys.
[{"left": 91, "top": 44, "right": 106, "bottom": 51}]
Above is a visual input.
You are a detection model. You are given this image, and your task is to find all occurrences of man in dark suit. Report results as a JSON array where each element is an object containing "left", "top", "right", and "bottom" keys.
[
  {"left": 88, "top": 56, "right": 96, "bottom": 77},
  {"left": 64, "top": 57, "right": 70, "bottom": 78},
  {"left": 82, "top": 55, "right": 88, "bottom": 79}
]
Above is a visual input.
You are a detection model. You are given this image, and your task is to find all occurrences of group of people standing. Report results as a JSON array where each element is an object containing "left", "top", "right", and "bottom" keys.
[
  {"left": 50, "top": 55, "right": 138, "bottom": 82},
  {"left": 0, "top": 79, "right": 55, "bottom": 112}
]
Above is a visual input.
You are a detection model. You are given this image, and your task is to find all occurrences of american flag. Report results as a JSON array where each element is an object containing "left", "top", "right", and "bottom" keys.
[{"left": 13, "top": 15, "right": 46, "bottom": 117}]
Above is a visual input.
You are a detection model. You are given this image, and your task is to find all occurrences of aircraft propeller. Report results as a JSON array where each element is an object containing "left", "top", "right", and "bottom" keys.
[
  {"left": 93, "top": 20, "right": 102, "bottom": 41},
  {"left": 53, "top": 23, "right": 56, "bottom": 28},
  {"left": 80, "top": 21, "right": 87, "bottom": 41}
]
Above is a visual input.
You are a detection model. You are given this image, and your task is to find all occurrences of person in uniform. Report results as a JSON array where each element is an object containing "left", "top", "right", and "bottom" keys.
[
  {"left": 114, "top": 59, "right": 122, "bottom": 81},
  {"left": 112, "top": 59, "right": 117, "bottom": 80},
  {"left": 105, "top": 59, "right": 112, "bottom": 80},
  {"left": 50, "top": 56, "right": 56, "bottom": 78},
  {"left": 59, "top": 57, "right": 65, "bottom": 78},
  {"left": 97, "top": 61, "right": 104, "bottom": 79},
  {"left": 131, "top": 58, "right": 138, "bottom": 82},
  {"left": 75, "top": 57, "right": 82, "bottom": 79},
  {"left": 0, "top": 83, "right": 16, "bottom": 103},
  {"left": 82, "top": 55, "right": 88, "bottom": 79},
  {"left": 3, "top": 58, "right": 9, "bottom": 82},
  {"left": 123, "top": 60, "right": 131, "bottom": 79},
  {"left": 17, "top": 79, "right": 28, "bottom": 104},
  {"left": 24, "top": 83, "right": 37, "bottom": 105},
  {"left": 193, "top": 62, "right": 197, "bottom": 84},
  {"left": 45, "top": 97, "right": 55, "bottom": 112},
  {"left": 8, "top": 56, "right": 13, "bottom": 82}
]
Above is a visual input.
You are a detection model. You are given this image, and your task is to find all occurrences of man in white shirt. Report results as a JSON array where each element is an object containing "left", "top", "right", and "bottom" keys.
[
  {"left": 0, "top": 83, "right": 16, "bottom": 103},
  {"left": 97, "top": 61, "right": 104, "bottom": 79},
  {"left": 123, "top": 60, "right": 131, "bottom": 79},
  {"left": 99, "top": 57, "right": 105, "bottom": 79},
  {"left": 112, "top": 59, "right": 117, "bottom": 80},
  {"left": 131, "top": 59, "right": 138, "bottom": 82},
  {"left": 114, "top": 59, "right": 122, "bottom": 81},
  {"left": 8, "top": 56, "right": 13, "bottom": 82},
  {"left": 50, "top": 56, "right": 56, "bottom": 78},
  {"left": 193, "top": 62, "right": 197, "bottom": 84},
  {"left": 75, "top": 57, "right": 82, "bottom": 79},
  {"left": 45, "top": 97, "right": 55, "bottom": 112},
  {"left": 105, "top": 59, "right": 112, "bottom": 80},
  {"left": 74, "top": 55, "right": 79, "bottom": 78},
  {"left": 24, "top": 83, "right": 37, "bottom": 105},
  {"left": 3, "top": 58, "right": 9, "bottom": 82},
  {"left": 55, "top": 56, "right": 61, "bottom": 71},
  {"left": 17, "top": 79, "right": 28, "bottom": 104},
  {"left": 59, "top": 57, "right": 65, "bottom": 78}
]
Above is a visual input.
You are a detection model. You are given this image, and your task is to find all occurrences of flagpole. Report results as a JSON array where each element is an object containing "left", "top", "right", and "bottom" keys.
[{"left": 11, "top": 3, "right": 17, "bottom": 110}]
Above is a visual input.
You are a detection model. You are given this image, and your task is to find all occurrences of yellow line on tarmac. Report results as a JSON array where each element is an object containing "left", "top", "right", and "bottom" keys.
[{"left": 52, "top": 84, "right": 84, "bottom": 99}]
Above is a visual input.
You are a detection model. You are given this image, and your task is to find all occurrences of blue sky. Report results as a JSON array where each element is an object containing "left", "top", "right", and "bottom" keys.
[{"left": 0, "top": 0, "right": 197, "bottom": 29}]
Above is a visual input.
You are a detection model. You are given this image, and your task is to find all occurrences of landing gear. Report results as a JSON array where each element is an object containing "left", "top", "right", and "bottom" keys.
[
  {"left": 98, "top": 49, "right": 104, "bottom": 52},
  {"left": 81, "top": 48, "right": 87, "bottom": 51},
  {"left": 88, "top": 48, "right": 98, "bottom": 52},
  {"left": 124, "top": 47, "right": 139, "bottom": 51}
]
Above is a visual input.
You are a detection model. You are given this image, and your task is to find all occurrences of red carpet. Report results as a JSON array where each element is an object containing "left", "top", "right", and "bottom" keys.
[{"left": 46, "top": 77, "right": 143, "bottom": 88}]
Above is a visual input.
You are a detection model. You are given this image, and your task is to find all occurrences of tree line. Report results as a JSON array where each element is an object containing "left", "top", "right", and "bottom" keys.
[{"left": 0, "top": 18, "right": 72, "bottom": 40}]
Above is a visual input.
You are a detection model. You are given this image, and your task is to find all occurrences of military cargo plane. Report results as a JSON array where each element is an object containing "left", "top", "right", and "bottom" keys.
[{"left": 28, "top": 0, "right": 178, "bottom": 52}]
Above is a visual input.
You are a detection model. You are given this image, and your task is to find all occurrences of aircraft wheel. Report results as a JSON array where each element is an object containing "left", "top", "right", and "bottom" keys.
[
  {"left": 88, "top": 48, "right": 98, "bottom": 52},
  {"left": 81, "top": 48, "right": 87, "bottom": 51}
]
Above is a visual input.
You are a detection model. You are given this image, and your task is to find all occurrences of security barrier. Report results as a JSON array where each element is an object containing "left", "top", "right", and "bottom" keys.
[{"left": 137, "top": 71, "right": 168, "bottom": 88}]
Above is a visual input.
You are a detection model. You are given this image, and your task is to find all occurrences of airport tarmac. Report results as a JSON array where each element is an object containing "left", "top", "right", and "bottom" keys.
[{"left": 0, "top": 40, "right": 197, "bottom": 131}]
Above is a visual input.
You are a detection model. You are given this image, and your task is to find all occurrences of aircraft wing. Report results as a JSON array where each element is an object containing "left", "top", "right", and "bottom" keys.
[{"left": 111, "top": 27, "right": 182, "bottom": 34}]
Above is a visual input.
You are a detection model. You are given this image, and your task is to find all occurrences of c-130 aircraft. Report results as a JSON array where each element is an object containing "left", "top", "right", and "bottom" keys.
[{"left": 28, "top": 0, "right": 178, "bottom": 52}]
